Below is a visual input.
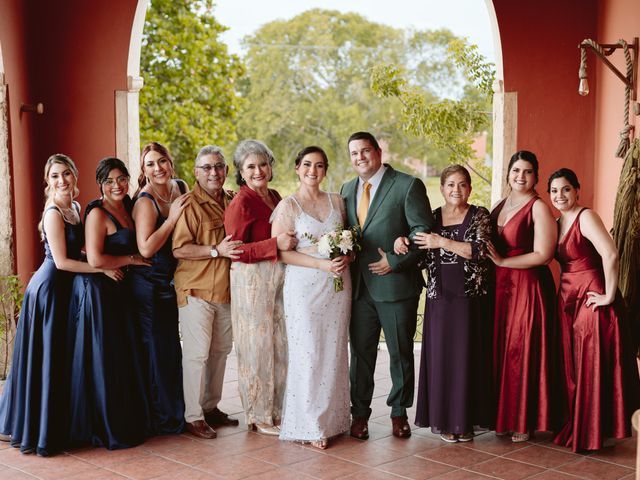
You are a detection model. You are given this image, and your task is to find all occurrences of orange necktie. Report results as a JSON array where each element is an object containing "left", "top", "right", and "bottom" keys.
[{"left": 357, "top": 181, "right": 371, "bottom": 227}]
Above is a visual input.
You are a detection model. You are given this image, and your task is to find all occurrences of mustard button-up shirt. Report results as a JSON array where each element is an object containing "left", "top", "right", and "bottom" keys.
[{"left": 172, "top": 183, "right": 235, "bottom": 307}]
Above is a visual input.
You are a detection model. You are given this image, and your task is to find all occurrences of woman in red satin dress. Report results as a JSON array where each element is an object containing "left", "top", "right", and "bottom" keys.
[
  {"left": 548, "top": 168, "right": 640, "bottom": 452},
  {"left": 488, "top": 150, "right": 557, "bottom": 443}
]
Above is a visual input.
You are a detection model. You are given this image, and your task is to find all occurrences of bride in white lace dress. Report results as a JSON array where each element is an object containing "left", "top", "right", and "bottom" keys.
[{"left": 271, "top": 146, "right": 351, "bottom": 449}]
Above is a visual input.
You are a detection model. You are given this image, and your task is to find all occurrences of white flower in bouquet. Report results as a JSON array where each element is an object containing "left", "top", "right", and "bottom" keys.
[
  {"left": 338, "top": 231, "right": 354, "bottom": 254},
  {"left": 317, "top": 234, "right": 332, "bottom": 258}
]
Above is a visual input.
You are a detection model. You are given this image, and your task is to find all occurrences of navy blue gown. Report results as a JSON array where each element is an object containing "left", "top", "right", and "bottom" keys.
[
  {"left": 0, "top": 204, "right": 83, "bottom": 456},
  {"left": 66, "top": 199, "right": 146, "bottom": 449},
  {"left": 130, "top": 185, "right": 186, "bottom": 435}
]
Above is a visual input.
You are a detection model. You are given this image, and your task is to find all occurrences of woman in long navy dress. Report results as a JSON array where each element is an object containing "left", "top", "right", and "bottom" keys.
[
  {"left": 548, "top": 168, "right": 640, "bottom": 451},
  {"left": 0, "top": 154, "right": 122, "bottom": 456},
  {"left": 67, "top": 157, "right": 151, "bottom": 449},
  {"left": 131, "top": 142, "right": 188, "bottom": 435}
]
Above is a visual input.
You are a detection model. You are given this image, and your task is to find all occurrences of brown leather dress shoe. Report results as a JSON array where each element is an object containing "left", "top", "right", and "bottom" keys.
[
  {"left": 186, "top": 420, "right": 217, "bottom": 439},
  {"left": 350, "top": 416, "right": 369, "bottom": 440},
  {"left": 391, "top": 415, "right": 411, "bottom": 438},
  {"left": 204, "top": 407, "right": 240, "bottom": 427}
]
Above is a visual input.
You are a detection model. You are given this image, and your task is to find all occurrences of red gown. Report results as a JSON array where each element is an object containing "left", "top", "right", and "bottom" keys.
[
  {"left": 553, "top": 208, "right": 640, "bottom": 451},
  {"left": 491, "top": 197, "right": 557, "bottom": 435}
]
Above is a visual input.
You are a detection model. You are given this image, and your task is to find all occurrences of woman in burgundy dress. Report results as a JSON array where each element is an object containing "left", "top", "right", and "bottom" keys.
[
  {"left": 488, "top": 150, "right": 557, "bottom": 443},
  {"left": 548, "top": 168, "right": 639, "bottom": 451}
]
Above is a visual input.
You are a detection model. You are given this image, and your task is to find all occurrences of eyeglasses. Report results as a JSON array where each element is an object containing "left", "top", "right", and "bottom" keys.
[
  {"left": 103, "top": 175, "right": 129, "bottom": 187},
  {"left": 195, "top": 163, "right": 226, "bottom": 173}
]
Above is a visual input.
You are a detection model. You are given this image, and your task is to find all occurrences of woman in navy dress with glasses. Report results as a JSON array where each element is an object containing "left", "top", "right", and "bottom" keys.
[{"left": 67, "top": 157, "right": 151, "bottom": 449}]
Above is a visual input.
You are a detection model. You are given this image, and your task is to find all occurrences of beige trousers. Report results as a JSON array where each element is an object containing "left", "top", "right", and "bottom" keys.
[
  {"left": 230, "top": 261, "right": 287, "bottom": 426},
  {"left": 178, "top": 296, "right": 232, "bottom": 423}
]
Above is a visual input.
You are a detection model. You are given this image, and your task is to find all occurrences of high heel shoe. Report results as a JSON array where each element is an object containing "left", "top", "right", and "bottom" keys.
[{"left": 248, "top": 423, "right": 281, "bottom": 436}]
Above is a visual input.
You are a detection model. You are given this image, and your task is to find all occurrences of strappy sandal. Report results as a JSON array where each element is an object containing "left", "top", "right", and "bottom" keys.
[
  {"left": 309, "top": 438, "right": 328, "bottom": 450},
  {"left": 440, "top": 433, "right": 458, "bottom": 443},
  {"left": 458, "top": 432, "right": 474, "bottom": 442},
  {"left": 511, "top": 432, "right": 530, "bottom": 443}
]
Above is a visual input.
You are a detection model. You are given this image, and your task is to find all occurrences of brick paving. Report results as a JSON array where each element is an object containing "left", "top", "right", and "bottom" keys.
[{"left": 0, "top": 350, "right": 635, "bottom": 479}]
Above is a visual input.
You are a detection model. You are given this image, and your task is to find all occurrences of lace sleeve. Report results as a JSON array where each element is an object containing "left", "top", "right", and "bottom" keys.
[
  {"left": 467, "top": 206, "right": 492, "bottom": 261},
  {"left": 330, "top": 193, "right": 347, "bottom": 225},
  {"left": 270, "top": 196, "right": 299, "bottom": 231}
]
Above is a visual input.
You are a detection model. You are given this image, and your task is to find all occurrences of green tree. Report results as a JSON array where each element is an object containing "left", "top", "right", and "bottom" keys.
[
  {"left": 371, "top": 39, "right": 495, "bottom": 206},
  {"left": 140, "top": 0, "right": 245, "bottom": 183},
  {"left": 238, "top": 9, "right": 468, "bottom": 195}
]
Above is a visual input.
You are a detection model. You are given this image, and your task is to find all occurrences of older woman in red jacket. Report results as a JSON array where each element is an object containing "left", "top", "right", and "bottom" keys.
[{"left": 223, "top": 140, "right": 297, "bottom": 436}]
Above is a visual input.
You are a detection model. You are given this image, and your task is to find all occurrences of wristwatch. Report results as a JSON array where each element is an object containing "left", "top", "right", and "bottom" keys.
[{"left": 210, "top": 245, "right": 219, "bottom": 258}]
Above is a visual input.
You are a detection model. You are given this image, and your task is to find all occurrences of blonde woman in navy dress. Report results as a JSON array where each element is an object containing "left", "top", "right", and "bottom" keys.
[{"left": 0, "top": 154, "right": 121, "bottom": 456}]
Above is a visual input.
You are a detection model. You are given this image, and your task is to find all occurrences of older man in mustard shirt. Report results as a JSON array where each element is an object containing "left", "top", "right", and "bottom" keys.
[{"left": 173, "top": 145, "right": 243, "bottom": 439}]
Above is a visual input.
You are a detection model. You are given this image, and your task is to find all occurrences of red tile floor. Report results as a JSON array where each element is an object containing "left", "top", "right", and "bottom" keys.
[{"left": 0, "top": 350, "right": 636, "bottom": 479}]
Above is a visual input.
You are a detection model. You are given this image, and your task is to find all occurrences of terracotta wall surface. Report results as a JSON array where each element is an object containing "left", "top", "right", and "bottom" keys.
[
  {"left": 492, "top": 0, "right": 598, "bottom": 212},
  {"left": 594, "top": 0, "right": 640, "bottom": 228},
  {"left": 0, "top": 0, "right": 37, "bottom": 280},
  {"left": 0, "top": 0, "right": 138, "bottom": 277}
]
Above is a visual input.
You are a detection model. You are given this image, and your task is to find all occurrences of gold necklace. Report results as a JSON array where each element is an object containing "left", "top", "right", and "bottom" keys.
[
  {"left": 505, "top": 194, "right": 534, "bottom": 212},
  {"left": 149, "top": 181, "right": 175, "bottom": 203}
]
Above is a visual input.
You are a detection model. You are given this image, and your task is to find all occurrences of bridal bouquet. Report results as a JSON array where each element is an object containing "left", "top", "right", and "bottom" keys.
[{"left": 305, "top": 226, "right": 362, "bottom": 292}]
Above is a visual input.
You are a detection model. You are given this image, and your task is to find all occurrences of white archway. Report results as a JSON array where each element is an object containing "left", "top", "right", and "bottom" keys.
[
  {"left": 0, "top": 39, "right": 14, "bottom": 276},
  {"left": 116, "top": 0, "right": 148, "bottom": 189},
  {"left": 485, "top": 0, "right": 517, "bottom": 205}
]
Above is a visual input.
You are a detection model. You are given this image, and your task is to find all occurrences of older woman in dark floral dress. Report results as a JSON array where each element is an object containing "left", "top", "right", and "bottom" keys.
[{"left": 395, "top": 164, "right": 493, "bottom": 443}]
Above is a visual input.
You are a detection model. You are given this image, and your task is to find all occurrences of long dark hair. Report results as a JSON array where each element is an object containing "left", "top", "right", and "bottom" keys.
[
  {"left": 96, "top": 157, "right": 129, "bottom": 193},
  {"left": 547, "top": 168, "right": 580, "bottom": 192},
  {"left": 507, "top": 150, "right": 539, "bottom": 185}
]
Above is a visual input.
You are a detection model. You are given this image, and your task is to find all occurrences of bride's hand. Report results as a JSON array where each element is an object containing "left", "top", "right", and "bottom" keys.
[{"left": 330, "top": 255, "right": 349, "bottom": 275}]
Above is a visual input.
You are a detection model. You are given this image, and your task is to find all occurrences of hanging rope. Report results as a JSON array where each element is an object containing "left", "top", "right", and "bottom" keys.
[
  {"left": 580, "top": 39, "right": 634, "bottom": 158},
  {"left": 615, "top": 39, "right": 633, "bottom": 158},
  {"left": 579, "top": 46, "right": 588, "bottom": 83}
]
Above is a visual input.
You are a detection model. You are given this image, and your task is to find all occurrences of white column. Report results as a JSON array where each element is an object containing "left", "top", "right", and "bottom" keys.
[
  {"left": 491, "top": 79, "right": 518, "bottom": 205},
  {"left": 115, "top": 75, "right": 144, "bottom": 191}
]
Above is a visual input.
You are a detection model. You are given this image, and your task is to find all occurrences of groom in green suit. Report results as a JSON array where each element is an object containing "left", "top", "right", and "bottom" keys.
[{"left": 341, "top": 131, "right": 434, "bottom": 439}]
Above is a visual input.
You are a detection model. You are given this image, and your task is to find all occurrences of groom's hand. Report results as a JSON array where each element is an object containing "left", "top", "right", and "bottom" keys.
[{"left": 368, "top": 248, "right": 392, "bottom": 276}]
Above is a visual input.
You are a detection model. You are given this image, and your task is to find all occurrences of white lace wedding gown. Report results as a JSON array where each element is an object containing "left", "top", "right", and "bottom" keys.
[{"left": 273, "top": 193, "right": 351, "bottom": 441}]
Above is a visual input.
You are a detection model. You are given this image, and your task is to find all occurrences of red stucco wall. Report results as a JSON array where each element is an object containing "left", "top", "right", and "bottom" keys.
[
  {"left": 594, "top": 0, "right": 640, "bottom": 228},
  {"left": 0, "top": 0, "right": 138, "bottom": 277},
  {"left": 492, "top": 0, "right": 598, "bottom": 210},
  {"left": 0, "top": 0, "right": 38, "bottom": 279}
]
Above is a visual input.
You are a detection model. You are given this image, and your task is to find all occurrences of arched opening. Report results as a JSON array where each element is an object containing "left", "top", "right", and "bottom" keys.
[
  {"left": 485, "top": 0, "right": 515, "bottom": 206},
  {"left": 122, "top": 1, "right": 510, "bottom": 206}
]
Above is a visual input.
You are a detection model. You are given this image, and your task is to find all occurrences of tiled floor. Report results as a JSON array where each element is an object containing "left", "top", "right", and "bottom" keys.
[{"left": 0, "top": 350, "right": 636, "bottom": 479}]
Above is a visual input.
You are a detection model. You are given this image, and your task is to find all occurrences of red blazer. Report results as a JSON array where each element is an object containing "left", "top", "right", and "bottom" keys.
[{"left": 223, "top": 185, "right": 280, "bottom": 263}]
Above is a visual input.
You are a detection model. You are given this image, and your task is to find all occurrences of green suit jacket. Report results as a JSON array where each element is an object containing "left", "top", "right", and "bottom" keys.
[{"left": 340, "top": 165, "right": 435, "bottom": 302}]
